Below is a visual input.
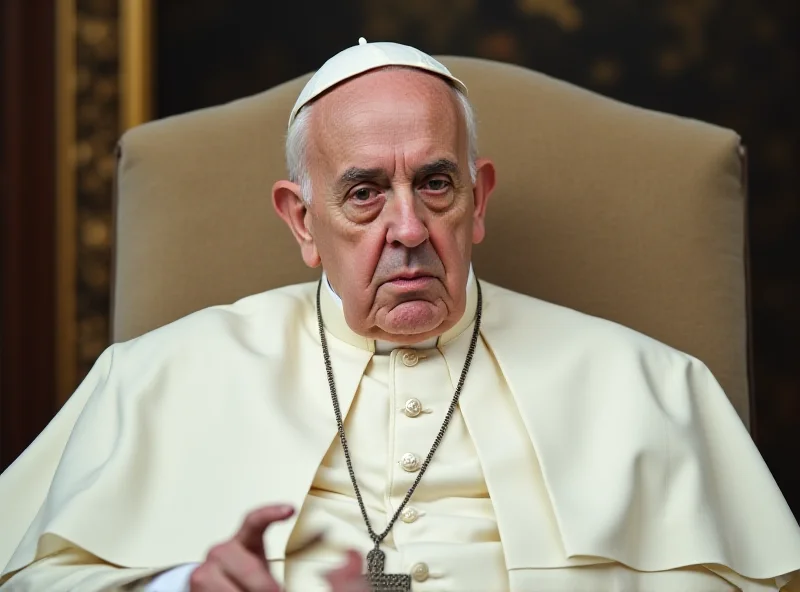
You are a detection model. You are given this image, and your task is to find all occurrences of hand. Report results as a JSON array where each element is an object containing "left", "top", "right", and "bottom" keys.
[
  {"left": 189, "top": 504, "right": 368, "bottom": 592},
  {"left": 190, "top": 505, "right": 292, "bottom": 592},
  {"left": 324, "top": 550, "right": 370, "bottom": 592}
]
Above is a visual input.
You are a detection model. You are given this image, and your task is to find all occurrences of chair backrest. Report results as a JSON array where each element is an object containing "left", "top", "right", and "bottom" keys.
[{"left": 113, "top": 56, "right": 751, "bottom": 426}]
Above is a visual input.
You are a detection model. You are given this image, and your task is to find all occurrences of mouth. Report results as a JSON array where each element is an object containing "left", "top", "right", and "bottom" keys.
[{"left": 384, "top": 273, "right": 436, "bottom": 290}]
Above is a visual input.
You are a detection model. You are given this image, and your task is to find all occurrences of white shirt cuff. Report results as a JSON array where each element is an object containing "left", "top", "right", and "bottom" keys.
[{"left": 145, "top": 563, "right": 199, "bottom": 592}]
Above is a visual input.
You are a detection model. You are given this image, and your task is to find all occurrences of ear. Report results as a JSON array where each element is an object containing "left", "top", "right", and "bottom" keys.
[
  {"left": 272, "top": 180, "right": 321, "bottom": 268},
  {"left": 471, "top": 158, "right": 496, "bottom": 244}
]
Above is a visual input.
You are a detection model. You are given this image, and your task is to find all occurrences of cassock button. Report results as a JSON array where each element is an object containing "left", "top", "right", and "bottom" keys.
[
  {"left": 401, "top": 351, "right": 419, "bottom": 367},
  {"left": 400, "top": 452, "right": 420, "bottom": 472},
  {"left": 403, "top": 398, "right": 423, "bottom": 418},
  {"left": 411, "top": 562, "right": 429, "bottom": 582},
  {"left": 400, "top": 507, "right": 419, "bottom": 523}
]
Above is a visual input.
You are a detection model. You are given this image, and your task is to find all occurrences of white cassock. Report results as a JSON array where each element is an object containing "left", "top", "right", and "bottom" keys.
[{"left": 1, "top": 271, "right": 799, "bottom": 591}]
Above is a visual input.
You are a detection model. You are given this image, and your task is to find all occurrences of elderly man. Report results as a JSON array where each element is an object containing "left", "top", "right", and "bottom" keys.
[{"left": 1, "top": 39, "right": 799, "bottom": 592}]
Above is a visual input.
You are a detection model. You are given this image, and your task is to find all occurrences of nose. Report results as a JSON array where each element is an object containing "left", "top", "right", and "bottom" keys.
[{"left": 384, "top": 190, "right": 429, "bottom": 248}]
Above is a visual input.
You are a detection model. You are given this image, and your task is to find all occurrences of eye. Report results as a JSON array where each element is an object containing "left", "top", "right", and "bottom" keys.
[
  {"left": 350, "top": 187, "right": 380, "bottom": 202},
  {"left": 421, "top": 177, "right": 451, "bottom": 192}
]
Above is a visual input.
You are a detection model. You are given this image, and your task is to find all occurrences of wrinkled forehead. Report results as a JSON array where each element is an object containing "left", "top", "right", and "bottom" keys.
[{"left": 307, "top": 69, "right": 465, "bottom": 170}]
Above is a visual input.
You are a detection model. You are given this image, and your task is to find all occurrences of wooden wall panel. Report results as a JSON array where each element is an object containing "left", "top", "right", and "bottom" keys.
[{"left": 0, "top": 0, "right": 58, "bottom": 471}]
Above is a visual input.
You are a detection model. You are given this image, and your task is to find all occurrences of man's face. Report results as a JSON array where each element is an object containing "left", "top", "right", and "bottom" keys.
[{"left": 274, "top": 69, "right": 495, "bottom": 343}]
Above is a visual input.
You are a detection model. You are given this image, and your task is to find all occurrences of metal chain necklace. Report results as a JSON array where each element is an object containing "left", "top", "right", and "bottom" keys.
[{"left": 315, "top": 279, "right": 483, "bottom": 592}]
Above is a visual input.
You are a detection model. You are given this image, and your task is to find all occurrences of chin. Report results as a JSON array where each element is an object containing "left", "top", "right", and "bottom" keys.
[{"left": 379, "top": 300, "right": 449, "bottom": 337}]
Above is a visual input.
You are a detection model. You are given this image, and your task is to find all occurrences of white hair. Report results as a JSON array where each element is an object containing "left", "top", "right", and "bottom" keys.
[{"left": 286, "top": 76, "right": 478, "bottom": 204}]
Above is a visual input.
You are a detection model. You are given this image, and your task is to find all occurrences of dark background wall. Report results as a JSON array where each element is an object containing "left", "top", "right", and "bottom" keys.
[
  {"left": 1, "top": 0, "right": 58, "bottom": 474},
  {"left": 153, "top": 0, "right": 799, "bottom": 514}
]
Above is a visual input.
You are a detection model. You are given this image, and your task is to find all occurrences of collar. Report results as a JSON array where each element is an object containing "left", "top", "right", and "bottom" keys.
[{"left": 320, "top": 267, "right": 478, "bottom": 354}]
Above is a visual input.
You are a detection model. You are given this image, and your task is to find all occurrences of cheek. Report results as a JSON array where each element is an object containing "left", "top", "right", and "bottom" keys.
[
  {"left": 325, "top": 226, "right": 386, "bottom": 288},
  {"left": 428, "top": 211, "right": 473, "bottom": 262}
]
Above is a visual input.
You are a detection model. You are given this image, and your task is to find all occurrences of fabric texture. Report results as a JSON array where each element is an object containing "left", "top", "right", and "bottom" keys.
[
  {"left": 1, "top": 281, "right": 796, "bottom": 590},
  {"left": 112, "top": 56, "right": 751, "bottom": 427},
  {"left": 3, "top": 546, "right": 162, "bottom": 591}
]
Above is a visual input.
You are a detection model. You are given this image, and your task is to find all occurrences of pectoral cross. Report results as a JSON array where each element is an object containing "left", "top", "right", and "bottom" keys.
[{"left": 365, "top": 547, "right": 411, "bottom": 592}]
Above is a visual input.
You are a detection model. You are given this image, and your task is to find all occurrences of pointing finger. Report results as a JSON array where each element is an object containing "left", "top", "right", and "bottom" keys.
[{"left": 234, "top": 505, "right": 295, "bottom": 556}]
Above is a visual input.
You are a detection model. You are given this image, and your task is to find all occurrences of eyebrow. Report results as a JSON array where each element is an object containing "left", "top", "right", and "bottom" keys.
[
  {"left": 334, "top": 159, "right": 462, "bottom": 195},
  {"left": 336, "top": 167, "right": 387, "bottom": 190},
  {"left": 414, "top": 159, "right": 461, "bottom": 181}
]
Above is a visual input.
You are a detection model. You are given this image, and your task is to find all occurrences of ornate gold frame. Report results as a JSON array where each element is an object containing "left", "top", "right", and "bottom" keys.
[
  {"left": 55, "top": 0, "right": 77, "bottom": 405},
  {"left": 120, "top": 0, "right": 154, "bottom": 131},
  {"left": 55, "top": 0, "right": 154, "bottom": 405}
]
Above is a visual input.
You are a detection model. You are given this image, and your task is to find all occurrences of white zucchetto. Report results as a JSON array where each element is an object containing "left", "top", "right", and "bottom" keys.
[{"left": 288, "top": 38, "right": 468, "bottom": 127}]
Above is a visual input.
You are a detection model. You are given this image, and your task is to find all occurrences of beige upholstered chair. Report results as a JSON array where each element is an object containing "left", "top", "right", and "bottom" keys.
[{"left": 112, "top": 56, "right": 752, "bottom": 428}]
